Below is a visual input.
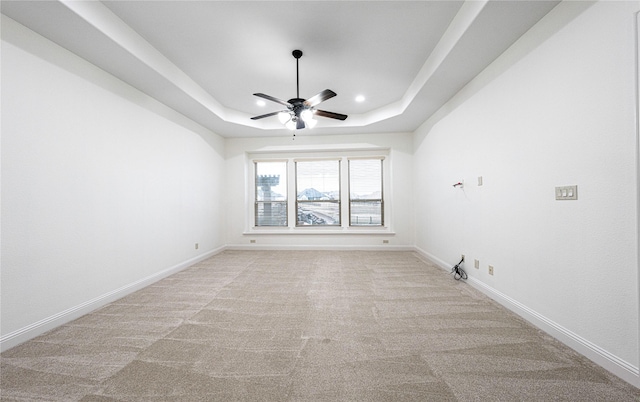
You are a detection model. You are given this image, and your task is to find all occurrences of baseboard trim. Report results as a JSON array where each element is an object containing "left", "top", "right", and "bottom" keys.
[
  {"left": 413, "top": 246, "right": 640, "bottom": 389},
  {"left": 226, "top": 244, "right": 414, "bottom": 251},
  {"left": 0, "top": 246, "right": 226, "bottom": 352}
]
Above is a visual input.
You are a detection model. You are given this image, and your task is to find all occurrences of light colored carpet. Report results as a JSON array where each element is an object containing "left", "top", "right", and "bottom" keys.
[{"left": 1, "top": 250, "right": 639, "bottom": 401}]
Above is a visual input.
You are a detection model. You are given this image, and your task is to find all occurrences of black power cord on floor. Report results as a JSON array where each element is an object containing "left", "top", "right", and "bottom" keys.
[{"left": 451, "top": 256, "right": 467, "bottom": 280}]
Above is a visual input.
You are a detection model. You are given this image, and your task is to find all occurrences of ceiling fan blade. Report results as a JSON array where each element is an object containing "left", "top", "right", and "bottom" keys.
[
  {"left": 253, "top": 93, "right": 291, "bottom": 107},
  {"left": 315, "top": 109, "right": 348, "bottom": 121},
  {"left": 250, "top": 110, "right": 288, "bottom": 120},
  {"left": 304, "top": 89, "right": 337, "bottom": 107}
]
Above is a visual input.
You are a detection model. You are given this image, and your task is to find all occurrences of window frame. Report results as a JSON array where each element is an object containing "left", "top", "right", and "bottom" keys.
[
  {"left": 348, "top": 158, "right": 384, "bottom": 227},
  {"left": 295, "top": 159, "right": 342, "bottom": 227},
  {"left": 246, "top": 149, "right": 391, "bottom": 234},
  {"left": 254, "top": 160, "right": 288, "bottom": 227}
]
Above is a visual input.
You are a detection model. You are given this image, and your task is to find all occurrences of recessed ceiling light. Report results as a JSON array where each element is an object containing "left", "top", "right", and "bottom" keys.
[
  {"left": 355, "top": 95, "right": 365, "bottom": 103},
  {"left": 256, "top": 100, "right": 266, "bottom": 107}
]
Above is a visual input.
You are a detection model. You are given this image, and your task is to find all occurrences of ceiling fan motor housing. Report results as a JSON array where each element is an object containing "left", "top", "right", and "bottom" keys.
[{"left": 288, "top": 98, "right": 307, "bottom": 115}]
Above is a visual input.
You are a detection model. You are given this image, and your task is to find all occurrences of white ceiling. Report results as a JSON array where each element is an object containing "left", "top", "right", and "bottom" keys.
[{"left": 1, "top": 0, "right": 560, "bottom": 138}]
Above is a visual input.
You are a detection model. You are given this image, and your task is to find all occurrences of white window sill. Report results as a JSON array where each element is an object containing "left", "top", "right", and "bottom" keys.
[{"left": 243, "top": 227, "right": 395, "bottom": 235}]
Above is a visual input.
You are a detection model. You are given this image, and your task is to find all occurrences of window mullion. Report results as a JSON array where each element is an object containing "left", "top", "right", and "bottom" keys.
[
  {"left": 288, "top": 158, "right": 296, "bottom": 228},
  {"left": 341, "top": 157, "right": 349, "bottom": 229}
]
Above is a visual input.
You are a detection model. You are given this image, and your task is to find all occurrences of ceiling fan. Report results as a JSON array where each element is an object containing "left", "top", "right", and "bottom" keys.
[{"left": 251, "top": 50, "right": 348, "bottom": 130}]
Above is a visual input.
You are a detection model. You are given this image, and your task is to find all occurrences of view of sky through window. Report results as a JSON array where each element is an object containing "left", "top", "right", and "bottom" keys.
[
  {"left": 349, "top": 159, "right": 382, "bottom": 199},
  {"left": 296, "top": 160, "right": 340, "bottom": 199},
  {"left": 256, "top": 161, "right": 287, "bottom": 201}
]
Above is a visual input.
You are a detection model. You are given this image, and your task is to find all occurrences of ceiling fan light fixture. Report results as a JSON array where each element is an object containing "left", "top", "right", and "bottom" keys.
[
  {"left": 306, "top": 118, "right": 317, "bottom": 129},
  {"left": 285, "top": 119, "right": 297, "bottom": 130},
  {"left": 278, "top": 111, "right": 292, "bottom": 124},
  {"left": 300, "top": 109, "right": 314, "bottom": 123}
]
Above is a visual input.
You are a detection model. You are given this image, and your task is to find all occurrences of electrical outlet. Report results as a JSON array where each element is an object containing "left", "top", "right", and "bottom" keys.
[
  {"left": 488, "top": 265, "right": 494, "bottom": 275},
  {"left": 383, "top": 240, "right": 389, "bottom": 244},
  {"left": 195, "top": 243, "right": 199, "bottom": 250},
  {"left": 250, "top": 239, "right": 256, "bottom": 243},
  {"left": 474, "top": 259, "right": 479, "bottom": 269}
]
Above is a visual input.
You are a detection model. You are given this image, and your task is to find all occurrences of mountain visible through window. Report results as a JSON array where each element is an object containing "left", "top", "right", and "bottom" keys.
[{"left": 296, "top": 160, "right": 340, "bottom": 226}]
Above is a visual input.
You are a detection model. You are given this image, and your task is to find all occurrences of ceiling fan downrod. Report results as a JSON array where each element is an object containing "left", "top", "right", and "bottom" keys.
[
  {"left": 291, "top": 49, "right": 302, "bottom": 98},
  {"left": 293, "top": 49, "right": 302, "bottom": 99}
]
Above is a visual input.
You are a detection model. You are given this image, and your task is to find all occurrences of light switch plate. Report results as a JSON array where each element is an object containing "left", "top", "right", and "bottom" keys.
[{"left": 555, "top": 185, "right": 578, "bottom": 200}]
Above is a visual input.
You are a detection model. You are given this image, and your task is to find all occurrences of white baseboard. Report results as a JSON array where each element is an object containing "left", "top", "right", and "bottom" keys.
[
  {"left": 226, "top": 243, "right": 414, "bottom": 251},
  {"left": 0, "top": 246, "right": 226, "bottom": 352},
  {"left": 413, "top": 246, "right": 640, "bottom": 389}
]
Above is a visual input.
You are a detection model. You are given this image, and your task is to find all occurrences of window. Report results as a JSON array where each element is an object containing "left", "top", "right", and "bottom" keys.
[
  {"left": 249, "top": 151, "right": 389, "bottom": 232},
  {"left": 296, "top": 160, "right": 340, "bottom": 226},
  {"left": 349, "top": 158, "right": 383, "bottom": 226},
  {"left": 255, "top": 161, "right": 287, "bottom": 226}
]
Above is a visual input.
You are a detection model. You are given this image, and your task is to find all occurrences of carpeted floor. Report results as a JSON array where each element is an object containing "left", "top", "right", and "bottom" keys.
[{"left": 1, "top": 250, "right": 639, "bottom": 401}]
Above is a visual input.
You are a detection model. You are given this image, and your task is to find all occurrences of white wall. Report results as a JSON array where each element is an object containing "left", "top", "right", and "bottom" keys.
[
  {"left": 1, "top": 16, "right": 227, "bottom": 349},
  {"left": 414, "top": 1, "right": 639, "bottom": 386},
  {"left": 225, "top": 133, "right": 414, "bottom": 249}
]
